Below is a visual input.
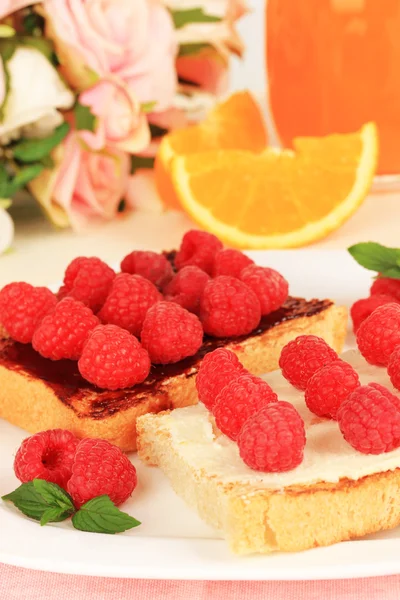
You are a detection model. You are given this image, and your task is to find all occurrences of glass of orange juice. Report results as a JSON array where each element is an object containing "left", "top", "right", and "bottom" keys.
[{"left": 266, "top": 0, "right": 400, "bottom": 183}]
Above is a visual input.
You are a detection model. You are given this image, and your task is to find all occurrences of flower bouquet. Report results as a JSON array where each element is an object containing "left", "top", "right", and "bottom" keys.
[{"left": 0, "top": 0, "right": 247, "bottom": 251}]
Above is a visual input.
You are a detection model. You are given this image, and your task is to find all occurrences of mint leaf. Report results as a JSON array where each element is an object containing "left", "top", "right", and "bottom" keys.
[
  {"left": 171, "top": 8, "right": 221, "bottom": 29},
  {"left": 2, "top": 480, "right": 74, "bottom": 523},
  {"left": 33, "top": 479, "right": 74, "bottom": 511},
  {"left": 348, "top": 242, "right": 400, "bottom": 279},
  {"left": 131, "top": 155, "right": 155, "bottom": 174},
  {"left": 40, "top": 506, "right": 72, "bottom": 526},
  {"left": 178, "top": 42, "right": 211, "bottom": 57},
  {"left": 12, "top": 122, "right": 69, "bottom": 163},
  {"left": 74, "top": 102, "right": 96, "bottom": 132},
  {"left": 72, "top": 496, "right": 141, "bottom": 534}
]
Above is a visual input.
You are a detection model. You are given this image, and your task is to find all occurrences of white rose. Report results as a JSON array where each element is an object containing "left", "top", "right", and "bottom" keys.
[
  {"left": 0, "top": 47, "right": 74, "bottom": 145},
  {"left": 0, "top": 206, "right": 14, "bottom": 256}
]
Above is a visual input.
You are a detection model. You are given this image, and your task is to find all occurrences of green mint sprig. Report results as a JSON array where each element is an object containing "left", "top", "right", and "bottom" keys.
[
  {"left": 348, "top": 242, "right": 400, "bottom": 280},
  {"left": 2, "top": 479, "right": 140, "bottom": 534}
]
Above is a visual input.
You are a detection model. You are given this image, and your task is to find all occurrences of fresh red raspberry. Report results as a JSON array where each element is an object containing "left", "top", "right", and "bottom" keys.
[
  {"left": 32, "top": 297, "right": 99, "bottom": 360},
  {"left": 14, "top": 429, "right": 79, "bottom": 489},
  {"left": 98, "top": 273, "right": 161, "bottom": 337},
  {"left": 120, "top": 250, "right": 173, "bottom": 288},
  {"left": 200, "top": 276, "right": 261, "bottom": 337},
  {"left": 371, "top": 277, "right": 400, "bottom": 302},
  {"left": 175, "top": 230, "right": 223, "bottom": 275},
  {"left": 163, "top": 266, "right": 210, "bottom": 315},
  {"left": 337, "top": 383, "right": 400, "bottom": 454},
  {"left": 67, "top": 438, "right": 137, "bottom": 508},
  {"left": 238, "top": 401, "right": 306, "bottom": 472},
  {"left": 279, "top": 335, "right": 338, "bottom": 390},
  {"left": 356, "top": 303, "right": 400, "bottom": 366},
  {"left": 212, "top": 249, "right": 254, "bottom": 278},
  {"left": 141, "top": 301, "right": 203, "bottom": 364},
  {"left": 213, "top": 374, "right": 278, "bottom": 440},
  {"left": 305, "top": 359, "right": 360, "bottom": 419},
  {"left": 63, "top": 256, "right": 115, "bottom": 312},
  {"left": 196, "top": 348, "right": 246, "bottom": 410},
  {"left": 78, "top": 324, "right": 150, "bottom": 390},
  {"left": 0, "top": 282, "right": 57, "bottom": 344},
  {"left": 351, "top": 294, "right": 398, "bottom": 332},
  {"left": 240, "top": 265, "right": 289, "bottom": 315},
  {"left": 387, "top": 345, "right": 400, "bottom": 391}
]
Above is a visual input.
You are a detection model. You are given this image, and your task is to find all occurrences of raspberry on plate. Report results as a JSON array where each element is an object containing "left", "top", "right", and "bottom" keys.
[
  {"left": 0, "top": 282, "right": 57, "bottom": 344},
  {"left": 196, "top": 348, "right": 247, "bottom": 410},
  {"left": 240, "top": 265, "right": 289, "bottom": 315},
  {"left": 175, "top": 230, "right": 223, "bottom": 275},
  {"left": 98, "top": 273, "right": 161, "bottom": 337},
  {"left": 62, "top": 256, "right": 115, "bottom": 313},
  {"left": 163, "top": 266, "right": 210, "bottom": 315},
  {"left": 213, "top": 373, "right": 278, "bottom": 440},
  {"left": 279, "top": 335, "right": 338, "bottom": 390},
  {"left": 67, "top": 438, "right": 137, "bottom": 508},
  {"left": 238, "top": 401, "right": 306, "bottom": 472},
  {"left": 350, "top": 294, "right": 398, "bottom": 332},
  {"left": 200, "top": 276, "right": 261, "bottom": 337},
  {"left": 32, "top": 297, "right": 100, "bottom": 361},
  {"left": 371, "top": 277, "right": 400, "bottom": 302},
  {"left": 141, "top": 301, "right": 203, "bottom": 364},
  {"left": 305, "top": 359, "right": 360, "bottom": 419},
  {"left": 120, "top": 250, "right": 173, "bottom": 288},
  {"left": 212, "top": 249, "right": 254, "bottom": 278},
  {"left": 338, "top": 383, "right": 400, "bottom": 454},
  {"left": 14, "top": 429, "right": 79, "bottom": 489},
  {"left": 356, "top": 303, "right": 400, "bottom": 366},
  {"left": 78, "top": 324, "right": 150, "bottom": 390},
  {"left": 387, "top": 346, "right": 400, "bottom": 391}
]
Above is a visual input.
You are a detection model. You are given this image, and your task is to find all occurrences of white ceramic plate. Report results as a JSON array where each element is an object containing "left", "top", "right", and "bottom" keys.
[{"left": 1, "top": 249, "right": 398, "bottom": 581}]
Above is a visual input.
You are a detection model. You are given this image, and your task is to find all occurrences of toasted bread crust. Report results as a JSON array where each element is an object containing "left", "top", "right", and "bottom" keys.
[
  {"left": 137, "top": 410, "right": 400, "bottom": 555},
  {"left": 0, "top": 303, "right": 347, "bottom": 451}
]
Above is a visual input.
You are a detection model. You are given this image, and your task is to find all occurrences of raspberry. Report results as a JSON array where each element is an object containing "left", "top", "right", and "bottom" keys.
[
  {"left": 238, "top": 401, "right": 306, "bottom": 472},
  {"left": 337, "top": 383, "right": 400, "bottom": 454},
  {"left": 200, "top": 276, "right": 261, "bottom": 337},
  {"left": 14, "top": 429, "right": 79, "bottom": 489},
  {"left": 305, "top": 359, "right": 360, "bottom": 419},
  {"left": 387, "top": 345, "right": 400, "bottom": 391},
  {"left": 213, "top": 374, "right": 278, "bottom": 440},
  {"left": 240, "top": 265, "right": 289, "bottom": 315},
  {"left": 279, "top": 335, "right": 338, "bottom": 390},
  {"left": 32, "top": 298, "right": 99, "bottom": 360},
  {"left": 371, "top": 277, "right": 400, "bottom": 302},
  {"left": 163, "top": 266, "right": 210, "bottom": 315},
  {"left": 196, "top": 348, "right": 246, "bottom": 410},
  {"left": 0, "top": 282, "right": 57, "bottom": 344},
  {"left": 356, "top": 303, "right": 400, "bottom": 366},
  {"left": 141, "top": 301, "right": 203, "bottom": 364},
  {"left": 120, "top": 250, "right": 173, "bottom": 288},
  {"left": 351, "top": 294, "right": 398, "bottom": 332},
  {"left": 78, "top": 324, "right": 150, "bottom": 390},
  {"left": 63, "top": 256, "right": 115, "bottom": 312},
  {"left": 212, "top": 249, "right": 254, "bottom": 278},
  {"left": 67, "top": 438, "right": 137, "bottom": 508},
  {"left": 175, "top": 230, "right": 223, "bottom": 275},
  {"left": 98, "top": 273, "right": 161, "bottom": 337}
]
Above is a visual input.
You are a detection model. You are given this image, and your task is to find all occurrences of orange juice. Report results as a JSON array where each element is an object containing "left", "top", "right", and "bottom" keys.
[{"left": 266, "top": 0, "right": 400, "bottom": 174}]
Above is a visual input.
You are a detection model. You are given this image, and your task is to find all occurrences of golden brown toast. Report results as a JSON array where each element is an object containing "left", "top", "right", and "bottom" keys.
[{"left": 0, "top": 298, "right": 347, "bottom": 451}]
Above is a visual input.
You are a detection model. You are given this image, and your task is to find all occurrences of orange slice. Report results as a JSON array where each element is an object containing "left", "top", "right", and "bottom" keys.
[
  {"left": 170, "top": 123, "right": 378, "bottom": 249},
  {"left": 155, "top": 91, "right": 267, "bottom": 209}
]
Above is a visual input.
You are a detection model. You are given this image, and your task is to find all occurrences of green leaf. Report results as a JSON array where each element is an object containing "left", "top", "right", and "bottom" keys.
[
  {"left": 6, "top": 164, "right": 44, "bottom": 196},
  {"left": 40, "top": 155, "right": 55, "bottom": 170},
  {"left": 131, "top": 155, "right": 155, "bottom": 174},
  {"left": 72, "top": 496, "right": 141, "bottom": 534},
  {"left": 171, "top": 8, "right": 221, "bottom": 29},
  {"left": 0, "top": 163, "right": 9, "bottom": 199},
  {"left": 348, "top": 242, "right": 400, "bottom": 278},
  {"left": 20, "top": 37, "right": 55, "bottom": 63},
  {"left": 74, "top": 102, "right": 96, "bottom": 132},
  {"left": 141, "top": 101, "right": 157, "bottom": 114},
  {"left": 33, "top": 479, "right": 74, "bottom": 511},
  {"left": 0, "top": 25, "right": 16, "bottom": 38},
  {"left": 2, "top": 480, "right": 75, "bottom": 524},
  {"left": 12, "top": 122, "right": 69, "bottom": 163},
  {"left": 23, "top": 11, "right": 45, "bottom": 36},
  {"left": 0, "top": 38, "right": 17, "bottom": 61},
  {"left": 178, "top": 42, "right": 211, "bottom": 58},
  {"left": 40, "top": 507, "right": 71, "bottom": 527}
]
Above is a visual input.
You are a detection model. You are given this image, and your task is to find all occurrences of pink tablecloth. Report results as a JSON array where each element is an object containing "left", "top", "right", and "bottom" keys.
[{"left": 0, "top": 564, "right": 399, "bottom": 600}]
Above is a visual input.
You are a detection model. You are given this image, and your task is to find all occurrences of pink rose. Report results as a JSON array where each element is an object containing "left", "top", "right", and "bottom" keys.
[
  {"left": 31, "top": 134, "right": 130, "bottom": 229},
  {"left": 79, "top": 79, "right": 150, "bottom": 153},
  {"left": 0, "top": 0, "right": 32, "bottom": 20},
  {"left": 43, "top": 0, "right": 177, "bottom": 111}
]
